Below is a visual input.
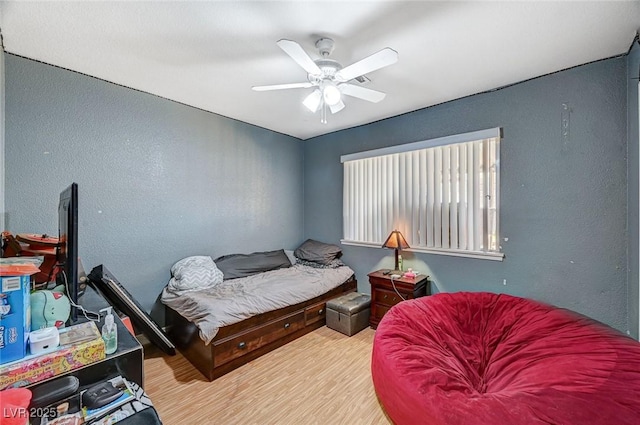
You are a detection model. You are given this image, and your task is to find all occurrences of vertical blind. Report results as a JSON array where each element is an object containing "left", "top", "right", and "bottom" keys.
[{"left": 341, "top": 128, "right": 501, "bottom": 256}]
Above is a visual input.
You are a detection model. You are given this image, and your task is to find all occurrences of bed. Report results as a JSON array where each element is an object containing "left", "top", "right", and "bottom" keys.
[
  {"left": 371, "top": 292, "right": 640, "bottom": 425},
  {"left": 161, "top": 241, "right": 357, "bottom": 380}
]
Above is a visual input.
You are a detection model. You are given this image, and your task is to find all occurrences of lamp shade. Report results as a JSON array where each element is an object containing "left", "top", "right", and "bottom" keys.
[{"left": 382, "top": 230, "right": 410, "bottom": 250}]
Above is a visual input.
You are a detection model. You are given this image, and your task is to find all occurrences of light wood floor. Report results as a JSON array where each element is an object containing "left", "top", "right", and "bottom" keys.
[{"left": 143, "top": 326, "right": 390, "bottom": 425}]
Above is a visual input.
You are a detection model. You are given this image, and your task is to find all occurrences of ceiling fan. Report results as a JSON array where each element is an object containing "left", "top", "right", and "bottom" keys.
[{"left": 252, "top": 38, "right": 398, "bottom": 124}]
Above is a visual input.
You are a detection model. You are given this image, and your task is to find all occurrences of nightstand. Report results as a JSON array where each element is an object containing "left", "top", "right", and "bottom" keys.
[{"left": 368, "top": 270, "right": 430, "bottom": 329}]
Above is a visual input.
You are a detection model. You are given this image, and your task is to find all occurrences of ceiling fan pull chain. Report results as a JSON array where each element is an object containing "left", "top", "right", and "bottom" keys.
[{"left": 321, "top": 103, "right": 328, "bottom": 124}]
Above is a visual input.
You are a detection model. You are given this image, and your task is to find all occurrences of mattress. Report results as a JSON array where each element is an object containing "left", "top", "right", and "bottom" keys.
[{"left": 161, "top": 263, "right": 354, "bottom": 344}]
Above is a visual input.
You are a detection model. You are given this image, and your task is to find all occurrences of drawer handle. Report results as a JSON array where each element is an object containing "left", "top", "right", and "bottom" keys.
[
  {"left": 284, "top": 323, "right": 291, "bottom": 329},
  {"left": 318, "top": 309, "right": 324, "bottom": 315},
  {"left": 383, "top": 295, "right": 388, "bottom": 299},
  {"left": 238, "top": 342, "right": 247, "bottom": 349}
]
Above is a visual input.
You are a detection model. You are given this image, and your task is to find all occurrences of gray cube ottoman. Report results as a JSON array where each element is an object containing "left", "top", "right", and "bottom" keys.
[{"left": 326, "top": 292, "right": 371, "bottom": 336}]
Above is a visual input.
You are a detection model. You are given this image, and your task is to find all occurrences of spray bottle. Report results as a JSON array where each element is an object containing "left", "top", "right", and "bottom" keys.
[{"left": 100, "top": 307, "right": 118, "bottom": 354}]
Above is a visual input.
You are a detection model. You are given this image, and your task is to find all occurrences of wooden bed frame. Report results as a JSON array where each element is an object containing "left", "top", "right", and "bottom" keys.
[{"left": 166, "top": 275, "right": 357, "bottom": 381}]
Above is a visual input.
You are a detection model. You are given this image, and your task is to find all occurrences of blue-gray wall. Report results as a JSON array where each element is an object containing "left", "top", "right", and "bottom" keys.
[
  {"left": 4, "top": 54, "right": 304, "bottom": 315},
  {"left": 4, "top": 51, "right": 636, "bottom": 335},
  {"left": 628, "top": 39, "right": 640, "bottom": 339},
  {"left": 304, "top": 57, "right": 629, "bottom": 333}
]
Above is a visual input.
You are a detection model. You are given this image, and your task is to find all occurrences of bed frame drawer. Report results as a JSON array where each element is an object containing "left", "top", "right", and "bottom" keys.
[
  {"left": 304, "top": 301, "right": 327, "bottom": 326},
  {"left": 213, "top": 311, "right": 305, "bottom": 366}
]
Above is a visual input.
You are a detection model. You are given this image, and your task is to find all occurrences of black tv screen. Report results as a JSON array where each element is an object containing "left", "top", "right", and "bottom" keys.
[{"left": 57, "top": 183, "right": 79, "bottom": 322}]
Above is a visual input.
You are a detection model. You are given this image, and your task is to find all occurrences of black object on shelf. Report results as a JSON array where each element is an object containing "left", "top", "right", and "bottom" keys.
[
  {"left": 88, "top": 265, "right": 176, "bottom": 356},
  {"left": 29, "top": 376, "right": 80, "bottom": 409},
  {"left": 82, "top": 380, "right": 123, "bottom": 410}
]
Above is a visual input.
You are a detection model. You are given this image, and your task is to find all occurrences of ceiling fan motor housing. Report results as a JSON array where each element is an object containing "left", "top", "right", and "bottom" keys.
[
  {"left": 309, "top": 59, "right": 342, "bottom": 84},
  {"left": 315, "top": 37, "right": 335, "bottom": 57}
]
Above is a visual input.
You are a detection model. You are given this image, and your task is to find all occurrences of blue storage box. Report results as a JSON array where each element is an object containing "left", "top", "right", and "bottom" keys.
[{"left": 0, "top": 275, "right": 31, "bottom": 365}]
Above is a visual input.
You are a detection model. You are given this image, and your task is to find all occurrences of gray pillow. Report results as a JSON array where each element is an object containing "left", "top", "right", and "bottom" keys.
[
  {"left": 294, "top": 239, "right": 342, "bottom": 265},
  {"left": 214, "top": 249, "right": 291, "bottom": 280}
]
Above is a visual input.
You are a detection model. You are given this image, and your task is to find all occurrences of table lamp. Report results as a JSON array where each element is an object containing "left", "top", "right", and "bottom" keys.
[{"left": 382, "top": 230, "right": 410, "bottom": 274}]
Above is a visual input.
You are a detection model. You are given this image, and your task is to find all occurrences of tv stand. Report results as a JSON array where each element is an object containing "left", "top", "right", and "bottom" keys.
[{"left": 27, "top": 281, "right": 145, "bottom": 390}]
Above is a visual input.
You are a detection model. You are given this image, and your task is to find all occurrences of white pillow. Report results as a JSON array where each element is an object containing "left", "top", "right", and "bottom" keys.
[{"left": 168, "top": 256, "right": 223, "bottom": 294}]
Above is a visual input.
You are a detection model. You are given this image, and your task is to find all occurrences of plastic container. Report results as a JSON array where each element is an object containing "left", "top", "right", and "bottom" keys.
[{"left": 100, "top": 307, "right": 118, "bottom": 355}]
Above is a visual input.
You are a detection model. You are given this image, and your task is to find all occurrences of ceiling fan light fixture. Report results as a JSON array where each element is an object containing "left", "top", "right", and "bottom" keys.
[
  {"left": 303, "top": 89, "right": 322, "bottom": 112},
  {"left": 329, "top": 99, "right": 345, "bottom": 114},
  {"left": 322, "top": 81, "right": 341, "bottom": 106}
]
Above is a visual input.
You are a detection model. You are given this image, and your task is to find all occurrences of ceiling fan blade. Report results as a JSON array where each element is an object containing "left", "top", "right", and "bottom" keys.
[
  {"left": 252, "top": 82, "right": 314, "bottom": 91},
  {"left": 335, "top": 48, "right": 398, "bottom": 82},
  {"left": 277, "top": 39, "right": 322, "bottom": 76},
  {"left": 303, "top": 89, "right": 322, "bottom": 112},
  {"left": 340, "top": 84, "right": 386, "bottom": 103},
  {"left": 329, "top": 99, "right": 345, "bottom": 114}
]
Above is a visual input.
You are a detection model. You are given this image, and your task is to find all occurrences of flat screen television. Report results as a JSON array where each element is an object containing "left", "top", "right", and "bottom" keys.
[{"left": 57, "top": 183, "right": 80, "bottom": 322}]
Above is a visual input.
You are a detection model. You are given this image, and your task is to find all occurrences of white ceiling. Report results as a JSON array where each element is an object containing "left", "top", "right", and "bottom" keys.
[{"left": 0, "top": 1, "right": 639, "bottom": 140}]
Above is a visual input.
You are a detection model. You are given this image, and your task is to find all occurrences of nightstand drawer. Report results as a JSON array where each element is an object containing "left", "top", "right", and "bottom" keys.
[
  {"left": 373, "top": 304, "right": 393, "bottom": 321},
  {"left": 375, "top": 287, "right": 406, "bottom": 307}
]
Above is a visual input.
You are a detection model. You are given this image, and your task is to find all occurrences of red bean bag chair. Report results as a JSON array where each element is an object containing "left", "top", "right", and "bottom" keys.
[{"left": 371, "top": 292, "right": 640, "bottom": 425}]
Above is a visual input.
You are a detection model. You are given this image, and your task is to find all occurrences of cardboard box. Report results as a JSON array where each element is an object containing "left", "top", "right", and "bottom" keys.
[
  {"left": 0, "top": 321, "right": 106, "bottom": 390},
  {"left": 0, "top": 275, "right": 31, "bottom": 365}
]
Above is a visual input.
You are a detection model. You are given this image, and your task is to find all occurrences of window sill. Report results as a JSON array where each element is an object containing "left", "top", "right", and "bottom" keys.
[{"left": 340, "top": 240, "right": 505, "bottom": 261}]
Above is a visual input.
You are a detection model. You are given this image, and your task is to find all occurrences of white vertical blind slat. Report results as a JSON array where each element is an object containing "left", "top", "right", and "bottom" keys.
[
  {"left": 372, "top": 158, "right": 379, "bottom": 243},
  {"left": 459, "top": 143, "right": 468, "bottom": 250},
  {"left": 434, "top": 148, "right": 443, "bottom": 248},
  {"left": 343, "top": 162, "right": 349, "bottom": 239},
  {"left": 399, "top": 153, "right": 407, "bottom": 238},
  {"left": 482, "top": 139, "right": 490, "bottom": 252},
  {"left": 450, "top": 145, "right": 459, "bottom": 250},
  {"left": 419, "top": 150, "right": 427, "bottom": 246},
  {"left": 387, "top": 155, "right": 394, "bottom": 234},
  {"left": 364, "top": 161, "right": 375, "bottom": 241},
  {"left": 412, "top": 152, "right": 420, "bottom": 245},
  {"left": 473, "top": 142, "right": 483, "bottom": 251},
  {"left": 467, "top": 143, "right": 475, "bottom": 250},
  {"left": 404, "top": 153, "right": 413, "bottom": 243},
  {"left": 442, "top": 146, "right": 450, "bottom": 249},
  {"left": 426, "top": 149, "right": 434, "bottom": 247},
  {"left": 376, "top": 157, "right": 389, "bottom": 243}
]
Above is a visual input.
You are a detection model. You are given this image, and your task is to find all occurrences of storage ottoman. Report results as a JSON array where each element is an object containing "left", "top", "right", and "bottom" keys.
[{"left": 326, "top": 292, "right": 371, "bottom": 336}]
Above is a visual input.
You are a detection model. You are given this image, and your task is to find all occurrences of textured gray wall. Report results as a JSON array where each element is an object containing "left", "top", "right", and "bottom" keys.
[
  {"left": 628, "top": 40, "right": 640, "bottom": 339},
  {"left": 4, "top": 54, "right": 303, "bottom": 315},
  {"left": 0, "top": 48, "right": 5, "bottom": 231},
  {"left": 304, "top": 57, "right": 629, "bottom": 333}
]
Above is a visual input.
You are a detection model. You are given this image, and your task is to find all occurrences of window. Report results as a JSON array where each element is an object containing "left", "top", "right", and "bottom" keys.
[{"left": 341, "top": 128, "right": 502, "bottom": 260}]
